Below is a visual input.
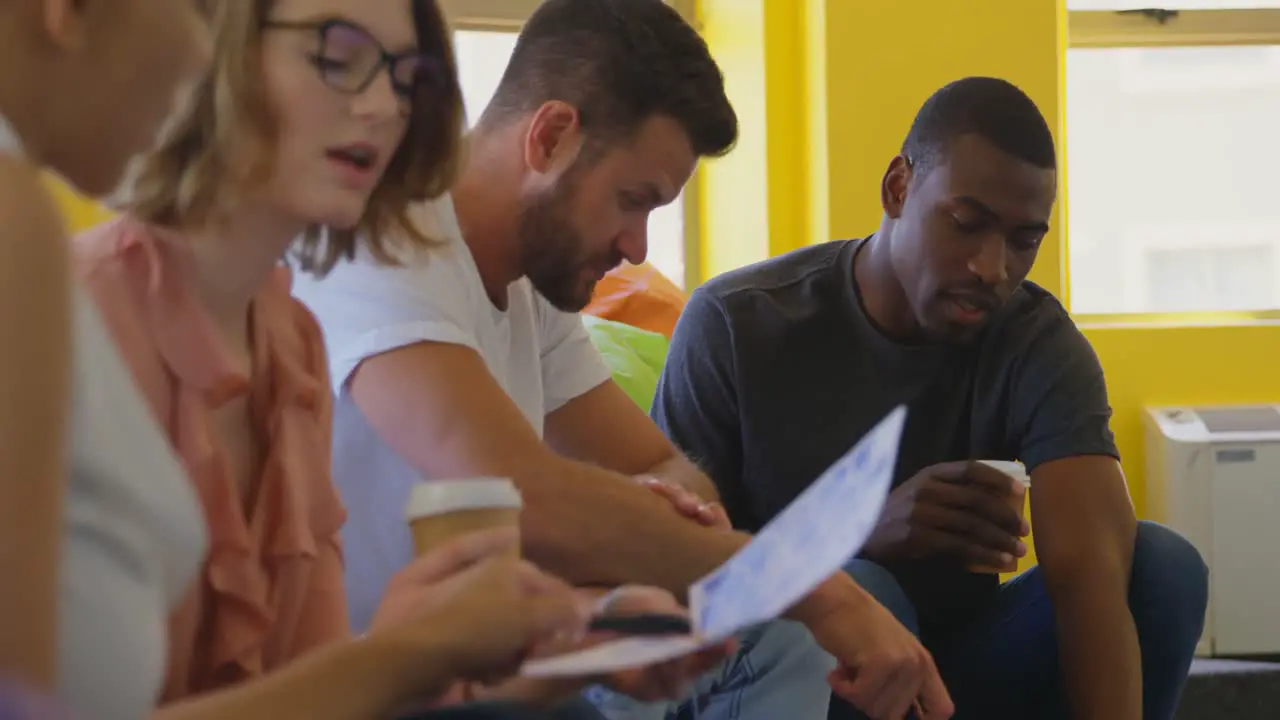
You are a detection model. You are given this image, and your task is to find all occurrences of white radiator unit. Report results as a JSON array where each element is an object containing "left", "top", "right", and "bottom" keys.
[{"left": 1145, "top": 405, "right": 1280, "bottom": 657}]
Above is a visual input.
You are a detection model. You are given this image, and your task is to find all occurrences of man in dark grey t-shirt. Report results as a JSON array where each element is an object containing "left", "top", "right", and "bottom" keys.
[{"left": 652, "top": 77, "right": 1209, "bottom": 719}]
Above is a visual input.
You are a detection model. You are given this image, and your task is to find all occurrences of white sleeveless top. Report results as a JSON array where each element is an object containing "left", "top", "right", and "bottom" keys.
[{"left": 0, "top": 116, "right": 207, "bottom": 720}]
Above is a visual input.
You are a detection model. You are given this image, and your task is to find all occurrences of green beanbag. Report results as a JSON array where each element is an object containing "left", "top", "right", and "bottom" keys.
[{"left": 582, "top": 315, "right": 670, "bottom": 412}]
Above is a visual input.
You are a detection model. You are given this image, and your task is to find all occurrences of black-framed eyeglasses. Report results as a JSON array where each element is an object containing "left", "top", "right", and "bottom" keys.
[{"left": 264, "top": 17, "right": 446, "bottom": 101}]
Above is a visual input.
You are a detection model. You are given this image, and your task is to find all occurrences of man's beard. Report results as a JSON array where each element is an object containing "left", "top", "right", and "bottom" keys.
[{"left": 517, "top": 174, "right": 613, "bottom": 313}]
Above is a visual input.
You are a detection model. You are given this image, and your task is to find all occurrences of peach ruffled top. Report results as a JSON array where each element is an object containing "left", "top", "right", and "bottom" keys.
[{"left": 72, "top": 218, "right": 350, "bottom": 701}]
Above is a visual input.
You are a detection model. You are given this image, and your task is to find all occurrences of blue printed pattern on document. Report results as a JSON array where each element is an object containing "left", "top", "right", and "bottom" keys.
[{"left": 691, "top": 406, "right": 907, "bottom": 639}]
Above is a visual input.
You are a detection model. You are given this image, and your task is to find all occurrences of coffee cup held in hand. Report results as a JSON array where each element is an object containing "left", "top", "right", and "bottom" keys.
[
  {"left": 967, "top": 460, "right": 1030, "bottom": 574},
  {"left": 404, "top": 478, "right": 523, "bottom": 558}
]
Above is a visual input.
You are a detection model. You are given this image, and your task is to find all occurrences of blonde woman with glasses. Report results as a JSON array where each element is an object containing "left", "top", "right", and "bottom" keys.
[{"left": 75, "top": 1, "right": 727, "bottom": 718}]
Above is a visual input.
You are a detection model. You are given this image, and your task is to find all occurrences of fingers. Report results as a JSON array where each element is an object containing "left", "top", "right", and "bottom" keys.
[
  {"left": 512, "top": 560, "right": 574, "bottom": 596},
  {"left": 642, "top": 478, "right": 721, "bottom": 527},
  {"left": 920, "top": 461, "right": 973, "bottom": 483},
  {"left": 597, "top": 584, "right": 683, "bottom": 616},
  {"left": 922, "top": 479, "right": 1026, "bottom": 537},
  {"left": 912, "top": 526, "right": 1017, "bottom": 571},
  {"left": 961, "top": 461, "right": 1023, "bottom": 496},
  {"left": 831, "top": 653, "right": 942, "bottom": 720},
  {"left": 914, "top": 504, "right": 1024, "bottom": 560},
  {"left": 880, "top": 660, "right": 927, "bottom": 720},
  {"left": 706, "top": 503, "right": 732, "bottom": 530},
  {"left": 397, "top": 527, "right": 521, "bottom": 584},
  {"left": 848, "top": 648, "right": 928, "bottom": 719},
  {"left": 917, "top": 659, "right": 956, "bottom": 720},
  {"left": 523, "top": 587, "right": 590, "bottom": 645}
]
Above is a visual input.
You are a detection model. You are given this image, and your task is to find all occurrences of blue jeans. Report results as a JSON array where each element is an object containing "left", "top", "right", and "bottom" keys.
[
  {"left": 585, "top": 619, "right": 836, "bottom": 720},
  {"left": 831, "top": 521, "right": 1208, "bottom": 720}
]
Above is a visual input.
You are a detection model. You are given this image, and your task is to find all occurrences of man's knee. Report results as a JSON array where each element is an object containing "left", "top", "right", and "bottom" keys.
[
  {"left": 739, "top": 619, "right": 837, "bottom": 680},
  {"left": 1132, "top": 521, "right": 1209, "bottom": 624},
  {"left": 843, "top": 559, "right": 919, "bottom": 636}
]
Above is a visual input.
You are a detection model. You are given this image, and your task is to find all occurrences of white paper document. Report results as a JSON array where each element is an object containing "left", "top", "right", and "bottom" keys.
[{"left": 520, "top": 405, "right": 907, "bottom": 678}]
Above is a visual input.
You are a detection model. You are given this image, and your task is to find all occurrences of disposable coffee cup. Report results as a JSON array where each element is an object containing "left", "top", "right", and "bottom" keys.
[
  {"left": 968, "top": 460, "right": 1030, "bottom": 574},
  {"left": 404, "top": 478, "right": 523, "bottom": 558}
]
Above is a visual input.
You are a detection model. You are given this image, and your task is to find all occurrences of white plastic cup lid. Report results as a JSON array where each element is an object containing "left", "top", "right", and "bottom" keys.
[
  {"left": 977, "top": 460, "right": 1030, "bottom": 487},
  {"left": 404, "top": 478, "right": 523, "bottom": 521}
]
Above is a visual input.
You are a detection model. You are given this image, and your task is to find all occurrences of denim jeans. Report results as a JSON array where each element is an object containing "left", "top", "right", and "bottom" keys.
[
  {"left": 585, "top": 619, "right": 837, "bottom": 720},
  {"left": 830, "top": 521, "right": 1209, "bottom": 720}
]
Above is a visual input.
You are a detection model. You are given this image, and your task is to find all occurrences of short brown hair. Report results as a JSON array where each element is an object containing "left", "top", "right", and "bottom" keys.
[
  {"left": 478, "top": 0, "right": 737, "bottom": 159},
  {"left": 120, "top": 0, "right": 464, "bottom": 276}
]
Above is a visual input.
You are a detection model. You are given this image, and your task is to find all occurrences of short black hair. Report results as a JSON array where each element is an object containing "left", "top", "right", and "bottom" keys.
[
  {"left": 479, "top": 0, "right": 738, "bottom": 158},
  {"left": 903, "top": 77, "right": 1056, "bottom": 177}
]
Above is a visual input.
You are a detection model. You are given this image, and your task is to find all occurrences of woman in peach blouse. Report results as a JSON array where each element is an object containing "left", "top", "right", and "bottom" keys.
[
  {"left": 74, "top": 0, "right": 726, "bottom": 717},
  {"left": 72, "top": 0, "right": 586, "bottom": 713}
]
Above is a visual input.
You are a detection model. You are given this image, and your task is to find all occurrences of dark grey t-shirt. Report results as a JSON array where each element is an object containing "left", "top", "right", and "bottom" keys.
[{"left": 652, "top": 238, "right": 1119, "bottom": 633}]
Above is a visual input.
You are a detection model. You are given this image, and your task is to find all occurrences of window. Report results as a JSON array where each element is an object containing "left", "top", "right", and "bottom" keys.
[
  {"left": 442, "top": 2, "right": 697, "bottom": 288},
  {"left": 1145, "top": 245, "right": 1274, "bottom": 312},
  {"left": 1065, "top": 3, "right": 1280, "bottom": 316}
]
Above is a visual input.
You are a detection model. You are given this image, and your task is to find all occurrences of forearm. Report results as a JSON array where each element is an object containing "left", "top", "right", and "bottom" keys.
[
  {"left": 1031, "top": 460, "right": 1142, "bottom": 720},
  {"left": 156, "top": 637, "right": 453, "bottom": 720},
  {"left": 518, "top": 455, "right": 748, "bottom": 598},
  {"left": 642, "top": 454, "right": 720, "bottom": 502},
  {"left": 476, "top": 677, "right": 584, "bottom": 710},
  {"left": 784, "top": 569, "right": 878, "bottom": 629},
  {"left": 521, "top": 453, "right": 875, "bottom": 637},
  {"left": 472, "top": 589, "right": 609, "bottom": 708},
  {"left": 1053, "top": 579, "right": 1142, "bottom": 720}
]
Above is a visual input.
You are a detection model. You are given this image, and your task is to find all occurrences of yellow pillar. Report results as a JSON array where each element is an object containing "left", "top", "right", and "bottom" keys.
[{"left": 696, "top": 0, "right": 812, "bottom": 283}]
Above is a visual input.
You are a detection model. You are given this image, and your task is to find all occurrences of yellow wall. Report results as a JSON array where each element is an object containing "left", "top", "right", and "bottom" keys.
[
  {"left": 48, "top": 3, "right": 1280, "bottom": 552},
  {"left": 815, "top": 1, "right": 1065, "bottom": 295},
  {"left": 695, "top": 0, "right": 812, "bottom": 280},
  {"left": 696, "top": 0, "right": 1280, "bottom": 574}
]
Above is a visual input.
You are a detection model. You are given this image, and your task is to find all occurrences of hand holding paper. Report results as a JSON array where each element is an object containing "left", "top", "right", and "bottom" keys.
[{"left": 520, "top": 406, "right": 907, "bottom": 679}]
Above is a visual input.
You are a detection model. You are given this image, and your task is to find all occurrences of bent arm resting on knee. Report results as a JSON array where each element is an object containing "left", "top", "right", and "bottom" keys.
[
  {"left": 351, "top": 342, "right": 744, "bottom": 594},
  {"left": 542, "top": 379, "right": 720, "bottom": 503},
  {"left": 1031, "top": 456, "right": 1140, "bottom": 720}
]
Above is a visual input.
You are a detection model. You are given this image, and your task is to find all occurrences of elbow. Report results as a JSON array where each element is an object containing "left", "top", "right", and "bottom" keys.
[
  {"left": 1037, "top": 520, "right": 1136, "bottom": 598},
  {"left": 508, "top": 457, "right": 609, "bottom": 583}
]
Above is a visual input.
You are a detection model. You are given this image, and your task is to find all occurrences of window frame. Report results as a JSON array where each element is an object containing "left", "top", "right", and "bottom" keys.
[
  {"left": 1066, "top": 6, "right": 1280, "bottom": 325},
  {"left": 440, "top": 0, "right": 703, "bottom": 288}
]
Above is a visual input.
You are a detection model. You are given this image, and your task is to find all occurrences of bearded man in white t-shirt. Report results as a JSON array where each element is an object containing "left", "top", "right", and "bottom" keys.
[{"left": 292, "top": 1, "right": 953, "bottom": 718}]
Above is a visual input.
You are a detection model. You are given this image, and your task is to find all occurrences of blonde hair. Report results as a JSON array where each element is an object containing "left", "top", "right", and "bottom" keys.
[{"left": 121, "top": 0, "right": 464, "bottom": 276}]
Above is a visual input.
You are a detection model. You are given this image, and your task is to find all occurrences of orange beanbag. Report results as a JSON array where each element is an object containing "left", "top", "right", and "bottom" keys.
[{"left": 584, "top": 262, "right": 688, "bottom": 339}]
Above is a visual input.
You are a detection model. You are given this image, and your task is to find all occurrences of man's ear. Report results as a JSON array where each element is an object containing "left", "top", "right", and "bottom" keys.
[
  {"left": 40, "top": 0, "right": 89, "bottom": 52},
  {"left": 881, "top": 154, "right": 913, "bottom": 220},
  {"left": 523, "top": 100, "right": 582, "bottom": 175}
]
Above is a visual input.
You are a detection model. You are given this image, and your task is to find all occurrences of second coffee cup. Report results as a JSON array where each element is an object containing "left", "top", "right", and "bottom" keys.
[
  {"left": 967, "top": 460, "right": 1030, "bottom": 574},
  {"left": 404, "top": 478, "right": 524, "bottom": 558}
]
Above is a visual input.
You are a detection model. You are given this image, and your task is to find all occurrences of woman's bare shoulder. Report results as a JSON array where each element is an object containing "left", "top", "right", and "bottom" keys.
[{"left": 0, "top": 157, "right": 67, "bottom": 254}]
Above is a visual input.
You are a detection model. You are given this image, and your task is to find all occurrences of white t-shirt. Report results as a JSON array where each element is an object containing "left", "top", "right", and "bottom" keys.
[
  {"left": 61, "top": 291, "right": 206, "bottom": 720},
  {"left": 292, "top": 195, "right": 611, "bottom": 631},
  {"left": 0, "top": 114, "right": 206, "bottom": 720}
]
